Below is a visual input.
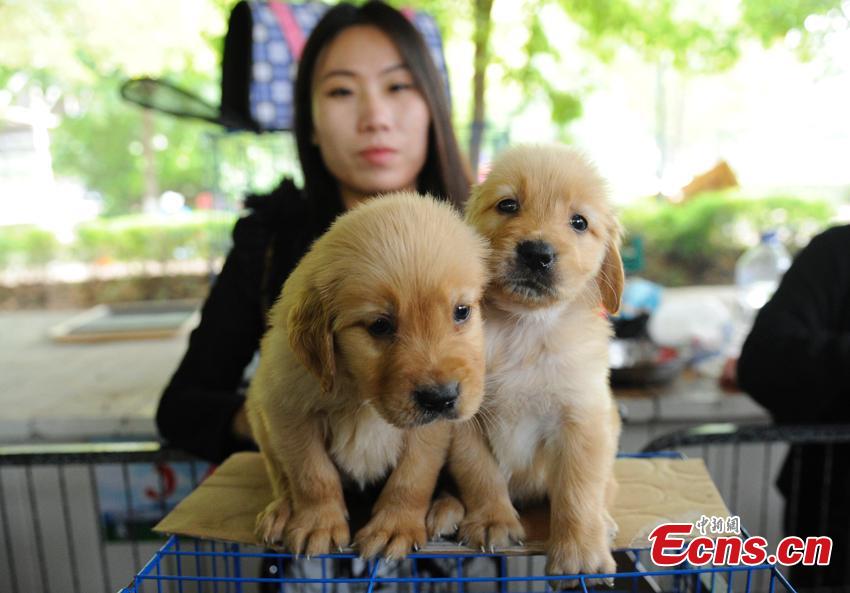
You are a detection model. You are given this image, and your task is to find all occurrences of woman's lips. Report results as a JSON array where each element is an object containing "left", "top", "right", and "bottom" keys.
[{"left": 359, "top": 147, "right": 397, "bottom": 166}]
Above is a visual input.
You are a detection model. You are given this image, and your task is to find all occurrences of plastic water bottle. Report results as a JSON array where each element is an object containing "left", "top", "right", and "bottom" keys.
[{"left": 735, "top": 231, "right": 791, "bottom": 314}]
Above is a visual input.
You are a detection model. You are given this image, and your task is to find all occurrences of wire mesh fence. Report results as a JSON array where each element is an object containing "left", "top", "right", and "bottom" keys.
[
  {"left": 643, "top": 423, "right": 850, "bottom": 593},
  {"left": 118, "top": 533, "right": 797, "bottom": 593},
  {"left": 4, "top": 427, "right": 841, "bottom": 593}
]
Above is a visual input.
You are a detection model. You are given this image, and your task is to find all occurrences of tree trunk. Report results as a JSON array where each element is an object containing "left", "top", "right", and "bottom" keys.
[
  {"left": 141, "top": 108, "right": 159, "bottom": 212},
  {"left": 469, "top": 0, "right": 494, "bottom": 177}
]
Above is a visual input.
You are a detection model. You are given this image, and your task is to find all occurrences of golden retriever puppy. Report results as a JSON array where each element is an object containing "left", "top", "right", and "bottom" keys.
[
  {"left": 447, "top": 145, "right": 624, "bottom": 582},
  {"left": 247, "top": 192, "right": 489, "bottom": 560}
]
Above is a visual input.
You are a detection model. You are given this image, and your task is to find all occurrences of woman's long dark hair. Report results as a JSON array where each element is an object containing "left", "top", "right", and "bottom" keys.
[{"left": 293, "top": 1, "right": 470, "bottom": 230}]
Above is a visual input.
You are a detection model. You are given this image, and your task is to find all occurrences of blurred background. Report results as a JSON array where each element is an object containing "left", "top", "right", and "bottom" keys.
[
  {"left": 2, "top": 0, "right": 849, "bottom": 310},
  {"left": 3, "top": 3, "right": 850, "bottom": 591}
]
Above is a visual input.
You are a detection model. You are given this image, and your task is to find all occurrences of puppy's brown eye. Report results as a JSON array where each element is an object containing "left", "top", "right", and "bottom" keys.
[
  {"left": 367, "top": 317, "right": 395, "bottom": 338},
  {"left": 570, "top": 214, "right": 588, "bottom": 232},
  {"left": 453, "top": 304, "right": 471, "bottom": 324},
  {"left": 497, "top": 198, "right": 519, "bottom": 214}
]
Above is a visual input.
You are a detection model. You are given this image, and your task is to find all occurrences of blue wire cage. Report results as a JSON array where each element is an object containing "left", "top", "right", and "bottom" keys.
[{"left": 119, "top": 533, "right": 797, "bottom": 593}]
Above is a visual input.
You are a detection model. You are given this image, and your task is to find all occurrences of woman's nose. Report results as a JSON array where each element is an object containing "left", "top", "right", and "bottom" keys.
[{"left": 357, "top": 90, "right": 391, "bottom": 132}]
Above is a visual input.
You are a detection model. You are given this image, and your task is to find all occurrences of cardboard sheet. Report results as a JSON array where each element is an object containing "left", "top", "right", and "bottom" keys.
[{"left": 155, "top": 452, "right": 732, "bottom": 553}]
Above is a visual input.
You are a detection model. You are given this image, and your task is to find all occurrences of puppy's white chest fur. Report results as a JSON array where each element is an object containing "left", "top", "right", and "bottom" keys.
[
  {"left": 328, "top": 403, "right": 404, "bottom": 489},
  {"left": 482, "top": 305, "right": 610, "bottom": 492},
  {"left": 489, "top": 406, "right": 557, "bottom": 475}
]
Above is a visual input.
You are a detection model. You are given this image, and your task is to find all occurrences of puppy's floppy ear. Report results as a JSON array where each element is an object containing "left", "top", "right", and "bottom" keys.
[
  {"left": 287, "top": 282, "right": 335, "bottom": 393},
  {"left": 597, "top": 235, "right": 625, "bottom": 315}
]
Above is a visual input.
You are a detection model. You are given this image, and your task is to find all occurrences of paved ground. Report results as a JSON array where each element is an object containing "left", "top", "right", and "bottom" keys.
[
  {"left": 0, "top": 285, "right": 768, "bottom": 446},
  {"left": 0, "top": 309, "right": 189, "bottom": 442}
]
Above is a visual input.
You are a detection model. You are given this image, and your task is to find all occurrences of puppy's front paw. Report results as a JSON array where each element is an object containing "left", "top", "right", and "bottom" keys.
[
  {"left": 255, "top": 497, "right": 291, "bottom": 546},
  {"left": 354, "top": 510, "right": 427, "bottom": 560},
  {"left": 284, "top": 501, "right": 350, "bottom": 557},
  {"left": 546, "top": 527, "right": 616, "bottom": 589},
  {"left": 458, "top": 502, "right": 525, "bottom": 551},
  {"left": 426, "top": 495, "right": 465, "bottom": 539},
  {"left": 603, "top": 510, "right": 619, "bottom": 545}
]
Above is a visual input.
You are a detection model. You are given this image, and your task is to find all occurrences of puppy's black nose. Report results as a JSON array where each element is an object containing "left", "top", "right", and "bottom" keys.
[
  {"left": 413, "top": 382, "right": 459, "bottom": 414},
  {"left": 516, "top": 240, "right": 556, "bottom": 272}
]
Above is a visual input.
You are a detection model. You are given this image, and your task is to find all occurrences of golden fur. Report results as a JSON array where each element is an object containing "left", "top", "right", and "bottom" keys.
[
  {"left": 247, "top": 192, "right": 489, "bottom": 559},
  {"left": 445, "top": 145, "right": 624, "bottom": 582}
]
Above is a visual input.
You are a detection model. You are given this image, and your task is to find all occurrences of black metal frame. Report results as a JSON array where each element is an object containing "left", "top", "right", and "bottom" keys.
[
  {"left": 0, "top": 440, "right": 206, "bottom": 593},
  {"left": 0, "top": 441, "right": 195, "bottom": 467},
  {"left": 642, "top": 423, "right": 850, "bottom": 452}
]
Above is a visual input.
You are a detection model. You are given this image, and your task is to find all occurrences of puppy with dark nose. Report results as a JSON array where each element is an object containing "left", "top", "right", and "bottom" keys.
[
  {"left": 247, "top": 192, "right": 489, "bottom": 560},
  {"left": 440, "top": 145, "right": 625, "bottom": 586},
  {"left": 414, "top": 382, "right": 460, "bottom": 417},
  {"left": 512, "top": 239, "right": 558, "bottom": 296}
]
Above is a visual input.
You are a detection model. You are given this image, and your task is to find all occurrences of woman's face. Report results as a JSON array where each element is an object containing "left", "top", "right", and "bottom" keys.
[{"left": 312, "top": 25, "right": 431, "bottom": 209}]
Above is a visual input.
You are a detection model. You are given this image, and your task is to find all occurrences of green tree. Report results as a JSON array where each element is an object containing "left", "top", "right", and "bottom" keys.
[
  {"left": 3, "top": 0, "right": 846, "bottom": 206},
  {"left": 740, "top": 0, "right": 847, "bottom": 50},
  {"left": 47, "top": 70, "right": 218, "bottom": 215},
  {"left": 416, "top": 0, "right": 846, "bottom": 171},
  {"left": 0, "top": 0, "right": 226, "bottom": 216}
]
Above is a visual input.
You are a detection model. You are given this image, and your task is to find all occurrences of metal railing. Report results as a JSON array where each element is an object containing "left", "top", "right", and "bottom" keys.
[
  {"left": 0, "top": 440, "right": 208, "bottom": 593},
  {"left": 643, "top": 423, "right": 850, "bottom": 593}
]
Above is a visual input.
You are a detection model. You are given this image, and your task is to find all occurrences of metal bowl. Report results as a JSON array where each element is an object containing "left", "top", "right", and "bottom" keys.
[{"left": 609, "top": 337, "right": 684, "bottom": 387}]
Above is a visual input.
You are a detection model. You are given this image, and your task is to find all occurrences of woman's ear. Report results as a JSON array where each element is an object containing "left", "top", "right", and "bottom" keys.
[{"left": 287, "top": 282, "right": 335, "bottom": 393}]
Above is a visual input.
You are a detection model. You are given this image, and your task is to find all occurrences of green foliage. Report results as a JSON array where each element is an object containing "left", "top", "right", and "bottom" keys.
[
  {"left": 73, "top": 212, "right": 236, "bottom": 265},
  {"left": 387, "top": 0, "right": 472, "bottom": 39},
  {"left": 494, "top": 5, "right": 586, "bottom": 138},
  {"left": 740, "top": 0, "right": 844, "bottom": 47},
  {"left": 4, "top": 0, "right": 847, "bottom": 222},
  {"left": 0, "top": 226, "right": 60, "bottom": 270},
  {"left": 2, "top": 1, "right": 225, "bottom": 216},
  {"left": 621, "top": 191, "right": 835, "bottom": 286},
  {"left": 0, "top": 214, "right": 232, "bottom": 295},
  {"left": 0, "top": 1, "right": 225, "bottom": 83},
  {"left": 48, "top": 70, "right": 219, "bottom": 216},
  {"left": 560, "top": 0, "right": 742, "bottom": 73}
]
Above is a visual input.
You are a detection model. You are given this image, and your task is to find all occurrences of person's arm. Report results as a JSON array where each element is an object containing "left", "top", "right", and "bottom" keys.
[
  {"left": 156, "top": 211, "right": 271, "bottom": 463},
  {"left": 737, "top": 227, "right": 850, "bottom": 423}
]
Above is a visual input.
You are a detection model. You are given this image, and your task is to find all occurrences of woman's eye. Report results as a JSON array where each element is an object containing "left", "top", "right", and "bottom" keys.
[
  {"left": 453, "top": 304, "right": 471, "bottom": 324},
  {"left": 327, "top": 87, "right": 352, "bottom": 98},
  {"left": 570, "top": 214, "right": 588, "bottom": 232},
  {"left": 389, "top": 82, "right": 414, "bottom": 92},
  {"left": 497, "top": 199, "right": 519, "bottom": 214},
  {"left": 367, "top": 317, "right": 395, "bottom": 338}
]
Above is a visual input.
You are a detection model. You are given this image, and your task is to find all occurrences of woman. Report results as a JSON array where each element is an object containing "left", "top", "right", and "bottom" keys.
[{"left": 156, "top": 0, "right": 470, "bottom": 464}]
